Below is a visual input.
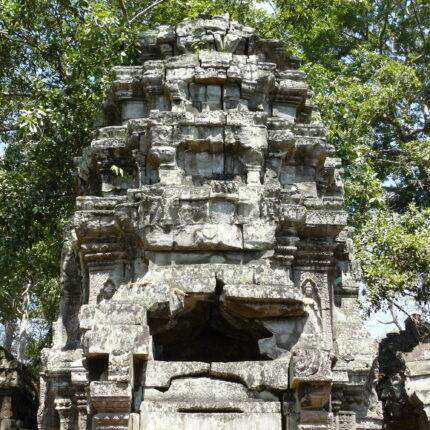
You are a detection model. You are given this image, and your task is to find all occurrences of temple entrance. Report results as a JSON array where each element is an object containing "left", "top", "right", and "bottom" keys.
[{"left": 148, "top": 299, "right": 271, "bottom": 362}]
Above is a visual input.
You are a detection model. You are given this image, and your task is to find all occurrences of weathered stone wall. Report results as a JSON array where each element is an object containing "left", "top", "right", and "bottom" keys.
[
  {"left": 0, "top": 347, "right": 38, "bottom": 430},
  {"left": 39, "top": 14, "right": 383, "bottom": 430},
  {"left": 378, "top": 318, "right": 430, "bottom": 429}
]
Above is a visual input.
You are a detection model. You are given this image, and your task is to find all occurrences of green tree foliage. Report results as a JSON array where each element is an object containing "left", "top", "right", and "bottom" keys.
[
  {"left": 357, "top": 205, "right": 430, "bottom": 314},
  {"left": 264, "top": 0, "right": 430, "bottom": 317}
]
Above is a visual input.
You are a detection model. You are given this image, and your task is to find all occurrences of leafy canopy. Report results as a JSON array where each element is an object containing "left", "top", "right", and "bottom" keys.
[{"left": 264, "top": 0, "right": 430, "bottom": 317}]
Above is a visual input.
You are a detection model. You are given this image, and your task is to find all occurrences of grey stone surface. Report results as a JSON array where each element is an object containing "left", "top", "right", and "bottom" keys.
[
  {"left": 0, "top": 347, "right": 38, "bottom": 430},
  {"left": 404, "top": 343, "right": 430, "bottom": 422},
  {"left": 39, "top": 13, "right": 383, "bottom": 430},
  {"left": 140, "top": 378, "right": 282, "bottom": 430},
  {"left": 377, "top": 318, "right": 430, "bottom": 429}
]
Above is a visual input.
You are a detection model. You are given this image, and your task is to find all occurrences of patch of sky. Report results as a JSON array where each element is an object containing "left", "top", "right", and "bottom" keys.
[
  {"left": 359, "top": 279, "right": 420, "bottom": 339},
  {"left": 254, "top": 1, "right": 275, "bottom": 14}
]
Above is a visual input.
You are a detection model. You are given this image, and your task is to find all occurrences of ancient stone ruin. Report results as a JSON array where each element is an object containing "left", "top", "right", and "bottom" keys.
[
  {"left": 378, "top": 317, "right": 430, "bottom": 429},
  {"left": 0, "top": 347, "right": 38, "bottom": 430},
  {"left": 39, "top": 14, "right": 384, "bottom": 430}
]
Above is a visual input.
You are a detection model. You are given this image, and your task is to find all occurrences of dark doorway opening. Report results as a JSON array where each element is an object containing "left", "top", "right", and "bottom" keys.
[
  {"left": 86, "top": 354, "right": 109, "bottom": 381},
  {"left": 149, "top": 300, "right": 271, "bottom": 362}
]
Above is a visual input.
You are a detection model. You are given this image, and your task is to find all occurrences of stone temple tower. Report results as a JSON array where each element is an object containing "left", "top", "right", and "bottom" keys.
[{"left": 38, "top": 14, "right": 384, "bottom": 430}]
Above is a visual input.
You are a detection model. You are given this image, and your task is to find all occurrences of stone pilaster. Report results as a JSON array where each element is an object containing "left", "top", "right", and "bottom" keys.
[
  {"left": 54, "top": 398, "right": 72, "bottom": 430},
  {"left": 75, "top": 391, "right": 88, "bottom": 430},
  {"left": 89, "top": 381, "right": 132, "bottom": 430}
]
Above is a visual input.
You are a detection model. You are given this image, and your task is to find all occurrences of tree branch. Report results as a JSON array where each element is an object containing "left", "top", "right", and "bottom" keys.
[
  {"left": 378, "top": 0, "right": 391, "bottom": 54},
  {"left": 1, "top": 92, "right": 32, "bottom": 97},
  {"left": 0, "top": 127, "right": 19, "bottom": 132},
  {"left": 384, "top": 185, "right": 404, "bottom": 192},
  {"left": 2, "top": 29, "right": 66, "bottom": 81},
  {"left": 377, "top": 318, "right": 397, "bottom": 325},
  {"left": 374, "top": 158, "right": 404, "bottom": 165},
  {"left": 129, "top": 0, "right": 166, "bottom": 24},
  {"left": 378, "top": 148, "right": 408, "bottom": 155},
  {"left": 340, "top": 30, "right": 364, "bottom": 42},
  {"left": 410, "top": 0, "right": 426, "bottom": 44},
  {"left": 388, "top": 115, "right": 425, "bottom": 143},
  {"left": 423, "top": 103, "right": 429, "bottom": 124},
  {"left": 118, "top": 0, "right": 129, "bottom": 24},
  {"left": 389, "top": 299, "right": 411, "bottom": 320},
  {"left": 389, "top": 301, "right": 403, "bottom": 331},
  {"left": 0, "top": 29, "right": 44, "bottom": 55}
]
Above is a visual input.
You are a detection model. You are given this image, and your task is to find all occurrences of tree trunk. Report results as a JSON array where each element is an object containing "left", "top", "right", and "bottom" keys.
[
  {"left": 4, "top": 317, "right": 16, "bottom": 352},
  {"left": 16, "top": 282, "right": 31, "bottom": 362}
]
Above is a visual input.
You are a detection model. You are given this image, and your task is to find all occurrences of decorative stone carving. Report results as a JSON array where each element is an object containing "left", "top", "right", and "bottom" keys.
[
  {"left": 290, "top": 349, "right": 332, "bottom": 386},
  {"left": 40, "top": 13, "right": 383, "bottom": 430},
  {"left": 75, "top": 391, "right": 88, "bottom": 430},
  {"left": 54, "top": 398, "right": 72, "bottom": 430}
]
